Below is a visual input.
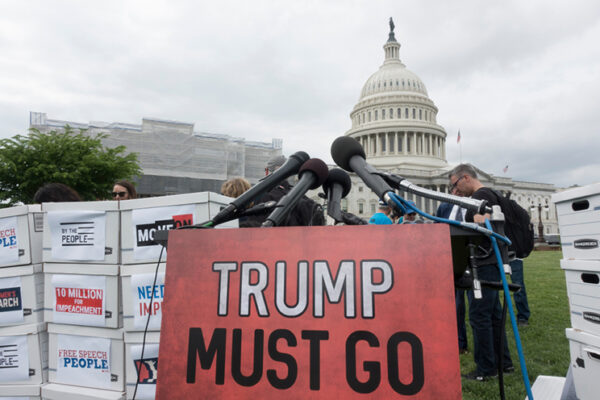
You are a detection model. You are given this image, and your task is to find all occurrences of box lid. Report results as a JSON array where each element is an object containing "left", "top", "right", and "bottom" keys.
[
  {"left": 42, "top": 383, "right": 126, "bottom": 400},
  {"left": 43, "top": 263, "right": 120, "bottom": 276},
  {"left": 0, "top": 263, "right": 42, "bottom": 278},
  {"left": 560, "top": 258, "right": 600, "bottom": 271},
  {"left": 566, "top": 327, "right": 600, "bottom": 348},
  {"left": 120, "top": 262, "right": 166, "bottom": 277},
  {"left": 0, "top": 204, "right": 42, "bottom": 218},
  {"left": 42, "top": 200, "right": 119, "bottom": 212},
  {"left": 0, "top": 384, "right": 41, "bottom": 395},
  {"left": 0, "top": 322, "right": 46, "bottom": 336},
  {"left": 118, "top": 192, "right": 213, "bottom": 211},
  {"left": 48, "top": 323, "right": 123, "bottom": 340},
  {"left": 552, "top": 183, "right": 600, "bottom": 204},
  {"left": 124, "top": 331, "right": 161, "bottom": 343}
]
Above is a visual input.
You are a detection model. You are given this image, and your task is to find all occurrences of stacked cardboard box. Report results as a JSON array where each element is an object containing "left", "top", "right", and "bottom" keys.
[
  {"left": 0, "top": 205, "right": 46, "bottom": 399},
  {"left": 553, "top": 183, "right": 600, "bottom": 400},
  {"left": 119, "top": 192, "right": 235, "bottom": 399}
]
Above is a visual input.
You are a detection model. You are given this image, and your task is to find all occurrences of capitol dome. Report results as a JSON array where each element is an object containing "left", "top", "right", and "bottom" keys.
[{"left": 345, "top": 20, "right": 448, "bottom": 169}]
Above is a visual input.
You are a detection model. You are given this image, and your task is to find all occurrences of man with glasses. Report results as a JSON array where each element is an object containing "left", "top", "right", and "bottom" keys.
[{"left": 448, "top": 164, "right": 513, "bottom": 382}]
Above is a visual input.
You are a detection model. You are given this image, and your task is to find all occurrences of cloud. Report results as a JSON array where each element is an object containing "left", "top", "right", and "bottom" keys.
[{"left": 1, "top": 0, "right": 599, "bottom": 189}]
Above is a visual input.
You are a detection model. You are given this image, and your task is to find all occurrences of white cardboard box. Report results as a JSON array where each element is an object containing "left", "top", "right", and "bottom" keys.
[
  {"left": 124, "top": 331, "right": 159, "bottom": 400},
  {"left": 42, "top": 201, "right": 120, "bottom": 264},
  {"left": 0, "top": 205, "right": 43, "bottom": 268},
  {"left": 0, "top": 323, "right": 48, "bottom": 385},
  {"left": 566, "top": 328, "right": 600, "bottom": 400},
  {"left": 120, "top": 264, "right": 165, "bottom": 332},
  {"left": 47, "top": 324, "right": 124, "bottom": 392},
  {"left": 0, "top": 264, "right": 44, "bottom": 327},
  {"left": 561, "top": 259, "right": 600, "bottom": 336},
  {"left": 119, "top": 192, "right": 236, "bottom": 265},
  {"left": 552, "top": 183, "right": 600, "bottom": 260},
  {"left": 43, "top": 264, "right": 121, "bottom": 329},
  {"left": 0, "top": 383, "right": 40, "bottom": 399},
  {"left": 41, "top": 383, "right": 125, "bottom": 400}
]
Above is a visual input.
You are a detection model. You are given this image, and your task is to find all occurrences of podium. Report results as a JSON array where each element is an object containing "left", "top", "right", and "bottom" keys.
[{"left": 154, "top": 224, "right": 462, "bottom": 399}]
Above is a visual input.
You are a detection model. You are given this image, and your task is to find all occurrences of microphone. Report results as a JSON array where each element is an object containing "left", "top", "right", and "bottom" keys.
[
  {"left": 262, "top": 158, "right": 329, "bottom": 227},
  {"left": 330, "top": 136, "right": 396, "bottom": 205},
  {"left": 322, "top": 168, "right": 351, "bottom": 223},
  {"left": 210, "top": 151, "right": 310, "bottom": 226},
  {"left": 378, "top": 172, "right": 491, "bottom": 215}
]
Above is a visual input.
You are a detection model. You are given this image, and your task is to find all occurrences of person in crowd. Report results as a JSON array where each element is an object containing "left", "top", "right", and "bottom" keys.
[
  {"left": 33, "top": 183, "right": 81, "bottom": 203},
  {"left": 401, "top": 201, "right": 425, "bottom": 224},
  {"left": 369, "top": 201, "right": 393, "bottom": 225},
  {"left": 436, "top": 191, "right": 468, "bottom": 355},
  {"left": 449, "top": 163, "right": 513, "bottom": 381},
  {"left": 245, "top": 155, "right": 324, "bottom": 226},
  {"left": 221, "top": 178, "right": 251, "bottom": 198},
  {"left": 112, "top": 180, "right": 137, "bottom": 200}
]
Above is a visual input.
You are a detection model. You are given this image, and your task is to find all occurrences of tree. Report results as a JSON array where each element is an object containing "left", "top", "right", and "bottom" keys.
[{"left": 0, "top": 126, "right": 141, "bottom": 205}]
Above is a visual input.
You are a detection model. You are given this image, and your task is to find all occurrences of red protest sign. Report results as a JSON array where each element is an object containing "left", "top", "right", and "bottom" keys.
[
  {"left": 55, "top": 287, "right": 103, "bottom": 315},
  {"left": 156, "top": 224, "right": 461, "bottom": 399}
]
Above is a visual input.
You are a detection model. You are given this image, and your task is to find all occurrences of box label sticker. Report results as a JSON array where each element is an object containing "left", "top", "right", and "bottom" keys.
[
  {"left": 52, "top": 274, "right": 106, "bottom": 326},
  {"left": 56, "top": 334, "right": 111, "bottom": 389},
  {"left": 48, "top": 210, "right": 106, "bottom": 261}
]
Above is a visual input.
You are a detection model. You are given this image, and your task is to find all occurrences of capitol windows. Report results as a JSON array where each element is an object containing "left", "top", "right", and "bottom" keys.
[
  {"left": 390, "top": 108, "right": 394, "bottom": 118},
  {"left": 375, "top": 110, "right": 378, "bottom": 120},
  {"left": 368, "top": 112, "right": 371, "bottom": 122},
  {"left": 389, "top": 133, "right": 394, "bottom": 152},
  {"left": 398, "top": 108, "right": 402, "bottom": 118},
  {"left": 370, "top": 202, "right": 376, "bottom": 214},
  {"left": 382, "top": 109, "right": 385, "bottom": 120},
  {"left": 412, "top": 108, "right": 416, "bottom": 119},
  {"left": 358, "top": 202, "right": 364, "bottom": 214},
  {"left": 419, "top": 109, "right": 422, "bottom": 120},
  {"left": 405, "top": 108, "right": 409, "bottom": 118},
  {"left": 398, "top": 133, "right": 403, "bottom": 152},
  {"left": 380, "top": 135, "right": 386, "bottom": 152}
]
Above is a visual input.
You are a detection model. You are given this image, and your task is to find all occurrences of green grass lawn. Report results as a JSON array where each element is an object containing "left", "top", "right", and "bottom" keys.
[{"left": 460, "top": 250, "right": 570, "bottom": 400}]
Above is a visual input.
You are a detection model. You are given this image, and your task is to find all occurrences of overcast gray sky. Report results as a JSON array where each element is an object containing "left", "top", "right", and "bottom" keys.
[{"left": 1, "top": 0, "right": 599, "bottom": 188}]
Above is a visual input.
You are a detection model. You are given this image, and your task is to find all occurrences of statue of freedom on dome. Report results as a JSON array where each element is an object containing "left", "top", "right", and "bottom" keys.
[{"left": 388, "top": 17, "right": 396, "bottom": 41}]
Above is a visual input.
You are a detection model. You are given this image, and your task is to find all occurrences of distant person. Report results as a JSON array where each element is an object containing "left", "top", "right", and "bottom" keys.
[
  {"left": 401, "top": 201, "right": 424, "bottom": 224},
  {"left": 33, "top": 183, "right": 81, "bottom": 203},
  {"left": 449, "top": 163, "right": 513, "bottom": 381},
  {"left": 369, "top": 201, "right": 393, "bottom": 225},
  {"left": 112, "top": 180, "right": 137, "bottom": 200},
  {"left": 245, "top": 155, "right": 325, "bottom": 226},
  {"left": 221, "top": 178, "right": 251, "bottom": 198}
]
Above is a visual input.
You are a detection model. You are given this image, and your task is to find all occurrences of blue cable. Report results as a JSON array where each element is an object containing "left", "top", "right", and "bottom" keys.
[
  {"left": 387, "top": 193, "right": 511, "bottom": 245},
  {"left": 485, "top": 219, "right": 534, "bottom": 400}
]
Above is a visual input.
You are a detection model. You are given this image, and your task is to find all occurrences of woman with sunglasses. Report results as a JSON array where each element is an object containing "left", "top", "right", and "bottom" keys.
[{"left": 112, "top": 180, "right": 137, "bottom": 200}]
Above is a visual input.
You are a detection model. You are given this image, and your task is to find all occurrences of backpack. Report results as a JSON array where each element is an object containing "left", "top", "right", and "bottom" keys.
[{"left": 490, "top": 189, "right": 535, "bottom": 258}]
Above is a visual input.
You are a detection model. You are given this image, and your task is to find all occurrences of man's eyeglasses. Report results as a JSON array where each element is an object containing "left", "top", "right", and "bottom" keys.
[
  {"left": 112, "top": 191, "right": 127, "bottom": 198},
  {"left": 450, "top": 175, "right": 465, "bottom": 190}
]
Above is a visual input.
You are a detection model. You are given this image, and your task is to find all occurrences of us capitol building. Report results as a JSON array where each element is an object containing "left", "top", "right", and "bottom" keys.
[{"left": 340, "top": 19, "right": 558, "bottom": 235}]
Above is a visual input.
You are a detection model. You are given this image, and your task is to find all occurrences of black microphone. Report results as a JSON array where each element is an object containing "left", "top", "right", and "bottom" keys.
[
  {"left": 322, "top": 168, "right": 351, "bottom": 223},
  {"left": 262, "top": 158, "right": 329, "bottom": 227},
  {"left": 330, "top": 136, "right": 396, "bottom": 204},
  {"left": 210, "top": 151, "right": 310, "bottom": 226}
]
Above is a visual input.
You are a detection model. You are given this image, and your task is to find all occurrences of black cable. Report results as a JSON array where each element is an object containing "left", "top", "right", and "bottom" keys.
[
  {"left": 132, "top": 245, "right": 165, "bottom": 400},
  {"left": 498, "top": 293, "right": 507, "bottom": 400}
]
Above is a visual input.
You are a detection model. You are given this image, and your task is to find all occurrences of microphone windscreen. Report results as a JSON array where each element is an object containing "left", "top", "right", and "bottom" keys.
[
  {"left": 290, "top": 151, "right": 310, "bottom": 164},
  {"left": 330, "top": 136, "right": 366, "bottom": 171},
  {"left": 324, "top": 168, "right": 352, "bottom": 198},
  {"left": 299, "top": 158, "right": 330, "bottom": 189}
]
